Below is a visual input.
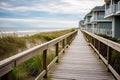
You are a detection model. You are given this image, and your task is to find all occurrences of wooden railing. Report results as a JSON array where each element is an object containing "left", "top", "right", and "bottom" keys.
[
  {"left": 82, "top": 30, "right": 120, "bottom": 80},
  {"left": 0, "top": 30, "right": 78, "bottom": 80}
]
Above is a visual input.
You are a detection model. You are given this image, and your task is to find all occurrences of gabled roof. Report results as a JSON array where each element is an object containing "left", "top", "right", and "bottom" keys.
[
  {"left": 79, "top": 20, "right": 84, "bottom": 23},
  {"left": 92, "top": 5, "right": 105, "bottom": 12},
  {"left": 86, "top": 13, "right": 92, "bottom": 17},
  {"left": 84, "top": 12, "right": 92, "bottom": 19}
]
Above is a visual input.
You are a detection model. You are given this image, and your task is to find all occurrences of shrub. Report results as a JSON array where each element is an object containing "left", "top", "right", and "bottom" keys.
[{"left": 97, "top": 34, "right": 119, "bottom": 42}]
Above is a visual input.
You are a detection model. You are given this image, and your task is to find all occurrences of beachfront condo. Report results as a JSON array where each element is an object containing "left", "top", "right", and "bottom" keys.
[
  {"left": 104, "top": 0, "right": 120, "bottom": 38},
  {"left": 84, "top": 13, "right": 92, "bottom": 32},
  {"left": 79, "top": 20, "right": 85, "bottom": 30},
  {"left": 91, "top": 5, "right": 112, "bottom": 35}
]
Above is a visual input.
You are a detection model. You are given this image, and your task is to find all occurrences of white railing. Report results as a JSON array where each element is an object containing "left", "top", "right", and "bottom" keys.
[
  {"left": 84, "top": 18, "right": 91, "bottom": 24},
  {"left": 105, "top": 4, "right": 117, "bottom": 16},
  {"left": 117, "top": 1, "right": 120, "bottom": 12}
]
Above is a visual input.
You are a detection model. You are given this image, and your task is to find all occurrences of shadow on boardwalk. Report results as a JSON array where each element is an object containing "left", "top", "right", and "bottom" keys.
[{"left": 42, "top": 30, "right": 115, "bottom": 80}]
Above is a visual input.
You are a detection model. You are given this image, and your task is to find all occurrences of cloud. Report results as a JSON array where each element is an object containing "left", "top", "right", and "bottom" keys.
[
  {"left": 0, "top": 0, "right": 104, "bottom": 14},
  {"left": 0, "top": 17, "right": 76, "bottom": 24},
  {"left": 0, "top": 0, "right": 104, "bottom": 29},
  {"left": 0, "top": 17, "right": 77, "bottom": 28}
]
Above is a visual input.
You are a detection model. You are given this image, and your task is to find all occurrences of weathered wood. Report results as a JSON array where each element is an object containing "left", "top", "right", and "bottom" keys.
[
  {"left": 1, "top": 71, "right": 13, "bottom": 80},
  {"left": 82, "top": 30, "right": 120, "bottom": 80},
  {"left": 62, "top": 39, "right": 65, "bottom": 53},
  {"left": 107, "top": 46, "right": 112, "bottom": 72},
  {"left": 83, "top": 30, "right": 120, "bottom": 52},
  {"left": 56, "top": 43, "right": 59, "bottom": 63},
  {"left": 0, "top": 30, "right": 77, "bottom": 79},
  {"left": 45, "top": 30, "right": 115, "bottom": 80},
  {"left": 43, "top": 49, "right": 47, "bottom": 78}
]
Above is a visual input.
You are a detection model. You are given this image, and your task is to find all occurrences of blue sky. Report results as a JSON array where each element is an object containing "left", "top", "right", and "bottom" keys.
[{"left": 0, "top": 0, "right": 104, "bottom": 30}]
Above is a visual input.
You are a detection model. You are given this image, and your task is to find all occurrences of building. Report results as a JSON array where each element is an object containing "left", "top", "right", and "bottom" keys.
[
  {"left": 104, "top": 0, "right": 120, "bottom": 38},
  {"left": 79, "top": 20, "right": 85, "bottom": 30},
  {"left": 84, "top": 13, "right": 92, "bottom": 32},
  {"left": 91, "top": 5, "right": 112, "bottom": 35}
]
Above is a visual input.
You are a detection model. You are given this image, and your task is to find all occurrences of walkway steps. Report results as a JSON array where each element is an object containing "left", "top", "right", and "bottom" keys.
[{"left": 43, "top": 31, "right": 115, "bottom": 80}]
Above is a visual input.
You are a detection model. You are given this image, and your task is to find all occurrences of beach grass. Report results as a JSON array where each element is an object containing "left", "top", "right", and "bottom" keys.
[
  {"left": 0, "top": 28, "right": 76, "bottom": 80},
  {"left": 0, "top": 28, "right": 75, "bottom": 60}
]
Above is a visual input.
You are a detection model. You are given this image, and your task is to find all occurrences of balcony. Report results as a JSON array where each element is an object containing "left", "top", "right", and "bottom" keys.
[
  {"left": 84, "top": 18, "right": 91, "bottom": 24},
  {"left": 105, "top": 4, "right": 117, "bottom": 17},
  {"left": 91, "top": 14, "right": 111, "bottom": 22},
  {"left": 105, "top": 1, "right": 120, "bottom": 17},
  {"left": 116, "top": 1, "right": 120, "bottom": 13}
]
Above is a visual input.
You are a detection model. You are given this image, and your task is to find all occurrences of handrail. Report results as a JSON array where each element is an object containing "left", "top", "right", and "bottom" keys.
[
  {"left": 0, "top": 30, "right": 78, "bottom": 80},
  {"left": 82, "top": 30, "right": 120, "bottom": 80}
]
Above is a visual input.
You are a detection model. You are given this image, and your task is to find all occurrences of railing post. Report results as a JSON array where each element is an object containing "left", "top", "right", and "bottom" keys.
[
  {"left": 70, "top": 34, "right": 73, "bottom": 44},
  {"left": 66, "top": 37, "right": 69, "bottom": 48},
  {"left": 1, "top": 71, "right": 13, "bottom": 80},
  {"left": 107, "top": 46, "right": 112, "bottom": 72},
  {"left": 90, "top": 37, "right": 92, "bottom": 44},
  {"left": 62, "top": 39, "right": 65, "bottom": 53},
  {"left": 56, "top": 43, "right": 59, "bottom": 63},
  {"left": 98, "top": 41, "right": 101, "bottom": 59},
  {"left": 68, "top": 36, "right": 71, "bottom": 45},
  {"left": 43, "top": 49, "right": 47, "bottom": 78},
  {"left": 93, "top": 38, "right": 96, "bottom": 48},
  {"left": 98, "top": 41, "right": 100, "bottom": 52}
]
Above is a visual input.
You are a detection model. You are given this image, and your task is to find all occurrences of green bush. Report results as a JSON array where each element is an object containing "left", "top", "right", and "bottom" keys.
[{"left": 97, "top": 34, "right": 119, "bottom": 42}]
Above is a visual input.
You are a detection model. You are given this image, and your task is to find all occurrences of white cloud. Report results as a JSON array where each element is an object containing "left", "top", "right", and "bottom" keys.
[
  {"left": 0, "top": 17, "right": 76, "bottom": 23},
  {"left": 0, "top": 0, "right": 104, "bottom": 14},
  {"left": 0, "top": 18, "right": 78, "bottom": 28},
  {"left": 0, "top": 0, "right": 104, "bottom": 29}
]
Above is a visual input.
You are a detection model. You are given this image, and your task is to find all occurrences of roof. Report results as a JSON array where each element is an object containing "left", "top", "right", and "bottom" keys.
[
  {"left": 86, "top": 13, "right": 92, "bottom": 17},
  {"left": 79, "top": 20, "right": 84, "bottom": 23},
  {"left": 91, "top": 5, "right": 105, "bottom": 12},
  {"left": 104, "top": 0, "right": 110, "bottom": 4},
  {"left": 84, "top": 12, "right": 92, "bottom": 19}
]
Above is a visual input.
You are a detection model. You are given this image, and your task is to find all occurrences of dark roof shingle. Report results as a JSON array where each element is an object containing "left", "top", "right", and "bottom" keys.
[{"left": 92, "top": 5, "right": 105, "bottom": 11}]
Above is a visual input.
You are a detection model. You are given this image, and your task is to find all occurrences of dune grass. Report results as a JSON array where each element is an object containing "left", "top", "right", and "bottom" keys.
[
  {"left": 0, "top": 28, "right": 75, "bottom": 60},
  {"left": 0, "top": 28, "right": 76, "bottom": 80},
  {"left": 12, "top": 54, "right": 43, "bottom": 80}
]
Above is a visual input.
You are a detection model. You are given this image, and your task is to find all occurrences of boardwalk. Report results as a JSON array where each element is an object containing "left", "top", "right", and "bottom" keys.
[{"left": 43, "top": 31, "right": 115, "bottom": 80}]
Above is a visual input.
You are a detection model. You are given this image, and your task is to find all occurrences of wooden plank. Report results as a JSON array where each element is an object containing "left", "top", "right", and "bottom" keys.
[
  {"left": 42, "top": 30, "right": 115, "bottom": 80},
  {"left": 83, "top": 30, "right": 120, "bottom": 53}
]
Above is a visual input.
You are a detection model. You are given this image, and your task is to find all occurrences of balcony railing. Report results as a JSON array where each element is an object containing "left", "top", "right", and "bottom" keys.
[
  {"left": 105, "top": 4, "right": 117, "bottom": 16},
  {"left": 91, "top": 15, "right": 110, "bottom": 21},
  {"left": 116, "top": 1, "right": 120, "bottom": 13},
  {"left": 84, "top": 19, "right": 91, "bottom": 24}
]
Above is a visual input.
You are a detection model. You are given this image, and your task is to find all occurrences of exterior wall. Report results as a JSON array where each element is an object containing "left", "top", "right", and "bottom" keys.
[
  {"left": 93, "top": 11, "right": 105, "bottom": 20},
  {"left": 85, "top": 16, "right": 91, "bottom": 24},
  {"left": 86, "top": 24, "right": 92, "bottom": 32},
  {"left": 93, "top": 23, "right": 97, "bottom": 33},
  {"left": 98, "top": 22, "right": 112, "bottom": 35},
  {"left": 113, "top": 16, "right": 120, "bottom": 38},
  {"left": 92, "top": 22, "right": 112, "bottom": 35}
]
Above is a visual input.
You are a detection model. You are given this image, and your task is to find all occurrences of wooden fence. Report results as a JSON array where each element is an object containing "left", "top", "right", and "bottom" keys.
[
  {"left": 0, "top": 30, "right": 78, "bottom": 80},
  {"left": 82, "top": 30, "right": 120, "bottom": 80}
]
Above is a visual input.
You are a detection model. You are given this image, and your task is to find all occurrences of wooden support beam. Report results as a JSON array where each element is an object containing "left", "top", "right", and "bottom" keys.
[
  {"left": 43, "top": 49, "right": 47, "bottom": 78},
  {"left": 56, "top": 43, "right": 59, "bottom": 63}
]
